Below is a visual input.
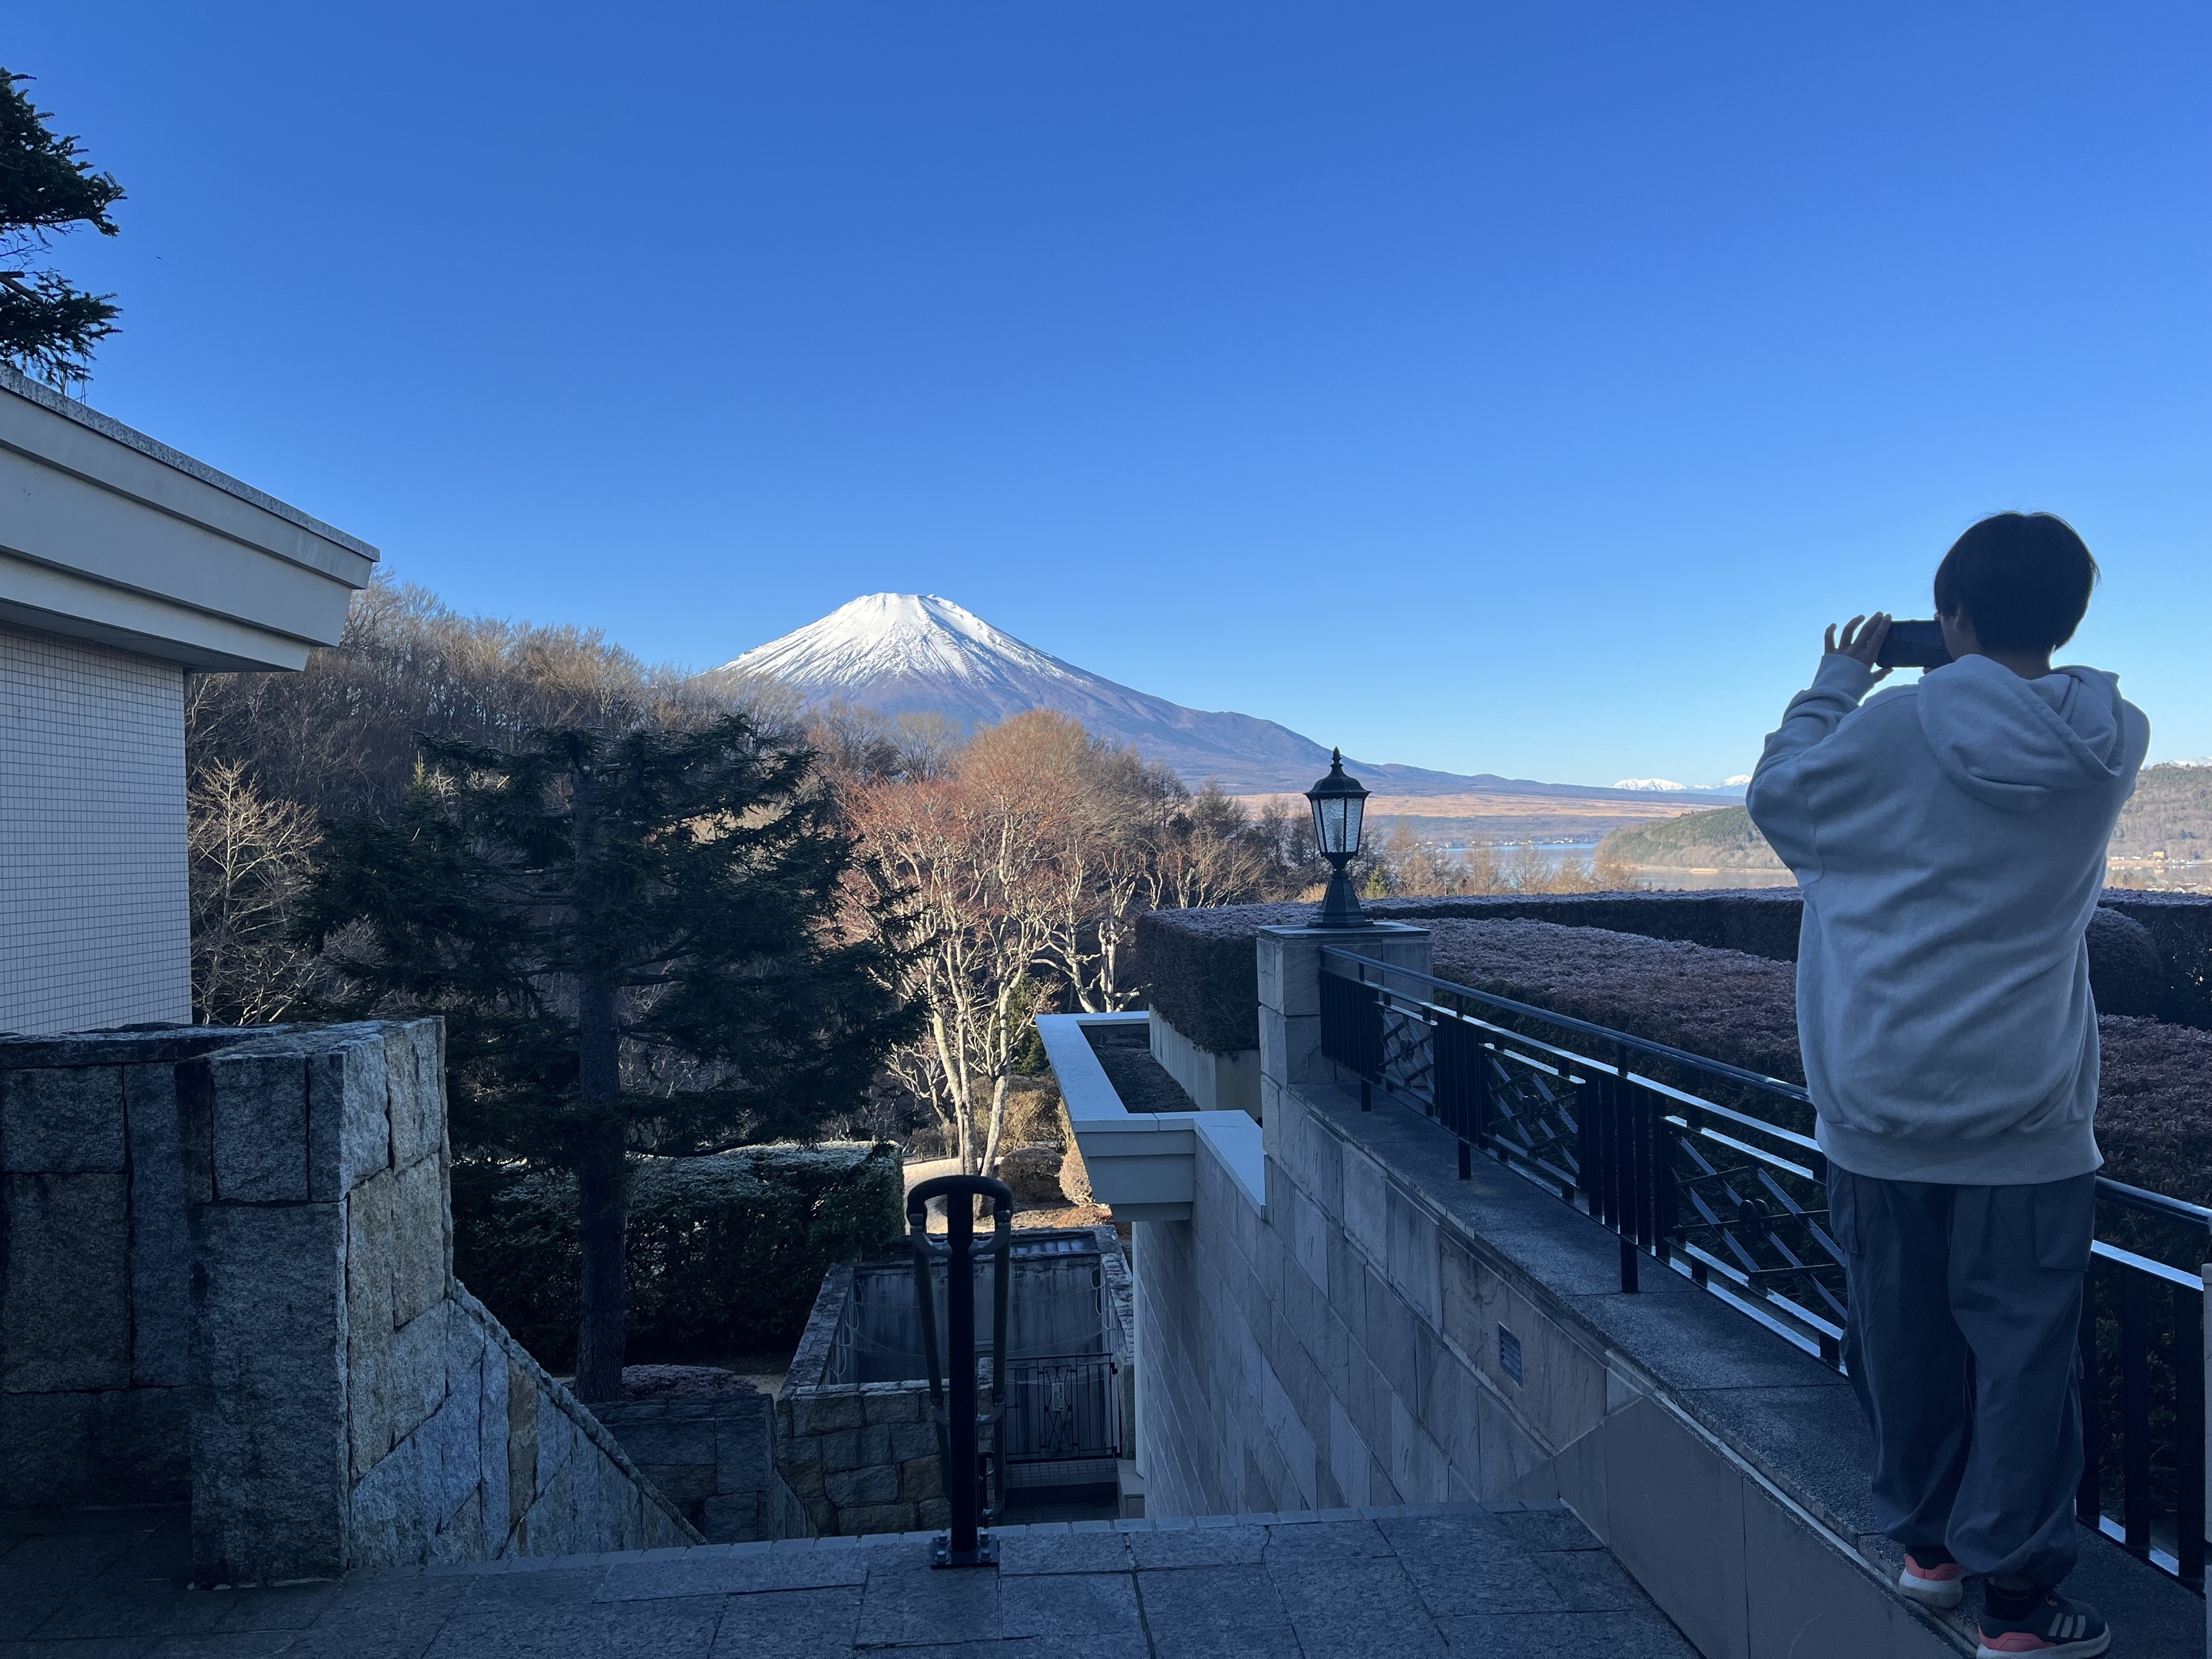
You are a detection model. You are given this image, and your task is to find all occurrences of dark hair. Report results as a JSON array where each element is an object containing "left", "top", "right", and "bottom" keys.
[{"left": 1932, "top": 512, "right": 2099, "bottom": 654}]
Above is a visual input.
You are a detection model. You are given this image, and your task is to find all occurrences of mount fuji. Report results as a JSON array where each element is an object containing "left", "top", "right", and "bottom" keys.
[{"left": 723, "top": 594, "right": 1732, "bottom": 802}]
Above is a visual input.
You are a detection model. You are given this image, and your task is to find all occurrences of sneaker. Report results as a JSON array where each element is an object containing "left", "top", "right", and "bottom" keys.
[
  {"left": 1897, "top": 1550, "right": 1964, "bottom": 1608},
  {"left": 1975, "top": 1588, "right": 2111, "bottom": 1657}
]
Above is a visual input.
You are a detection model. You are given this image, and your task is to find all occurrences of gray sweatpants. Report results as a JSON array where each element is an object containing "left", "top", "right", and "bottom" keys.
[{"left": 1829, "top": 1167, "right": 2096, "bottom": 1588}]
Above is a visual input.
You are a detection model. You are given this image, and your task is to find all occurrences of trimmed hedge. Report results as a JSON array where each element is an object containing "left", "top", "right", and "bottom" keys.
[
  {"left": 1426, "top": 920, "right": 2212, "bottom": 1208},
  {"left": 2099, "top": 890, "right": 2212, "bottom": 1030},
  {"left": 452, "top": 1142, "right": 905, "bottom": 1373},
  {"left": 1138, "top": 889, "right": 2212, "bottom": 1055},
  {"left": 2091, "top": 1015, "right": 2212, "bottom": 1207},
  {"left": 1430, "top": 919, "right": 1803, "bottom": 1087}
]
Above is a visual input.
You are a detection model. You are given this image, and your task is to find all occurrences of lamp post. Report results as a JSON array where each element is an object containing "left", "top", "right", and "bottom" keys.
[{"left": 1305, "top": 749, "right": 1373, "bottom": 929}]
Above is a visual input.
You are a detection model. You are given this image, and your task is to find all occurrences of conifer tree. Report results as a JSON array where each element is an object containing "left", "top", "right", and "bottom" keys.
[
  {"left": 0, "top": 71, "right": 124, "bottom": 388},
  {"left": 300, "top": 716, "right": 913, "bottom": 1401}
]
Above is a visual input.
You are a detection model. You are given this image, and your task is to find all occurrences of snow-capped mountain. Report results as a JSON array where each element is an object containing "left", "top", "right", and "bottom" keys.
[
  {"left": 724, "top": 594, "right": 1742, "bottom": 800},
  {"left": 1613, "top": 773, "right": 1750, "bottom": 796},
  {"left": 727, "top": 595, "right": 1093, "bottom": 720}
]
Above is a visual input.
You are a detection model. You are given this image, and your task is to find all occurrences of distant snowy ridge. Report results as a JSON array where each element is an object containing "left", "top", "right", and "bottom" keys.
[
  {"left": 1614, "top": 773, "right": 1750, "bottom": 796},
  {"left": 725, "top": 594, "right": 1751, "bottom": 800}
]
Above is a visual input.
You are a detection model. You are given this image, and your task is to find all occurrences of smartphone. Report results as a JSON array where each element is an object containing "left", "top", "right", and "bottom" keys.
[{"left": 1876, "top": 620, "right": 1952, "bottom": 671}]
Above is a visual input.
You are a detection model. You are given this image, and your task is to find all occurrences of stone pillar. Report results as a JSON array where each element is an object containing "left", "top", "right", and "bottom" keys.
[
  {"left": 177, "top": 1021, "right": 443, "bottom": 1584},
  {"left": 1256, "top": 924, "right": 1432, "bottom": 1150}
]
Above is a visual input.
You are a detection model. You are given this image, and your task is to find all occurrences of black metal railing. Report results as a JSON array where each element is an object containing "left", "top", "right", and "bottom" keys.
[
  {"left": 1317, "top": 945, "right": 2210, "bottom": 1592},
  {"left": 1000, "top": 1353, "right": 1123, "bottom": 1465}
]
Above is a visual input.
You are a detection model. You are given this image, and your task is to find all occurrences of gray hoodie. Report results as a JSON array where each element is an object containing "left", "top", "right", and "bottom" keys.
[{"left": 1747, "top": 651, "right": 2148, "bottom": 1185}]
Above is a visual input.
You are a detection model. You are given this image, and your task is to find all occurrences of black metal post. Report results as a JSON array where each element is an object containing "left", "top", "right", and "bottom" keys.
[
  {"left": 946, "top": 1195, "right": 980, "bottom": 1555},
  {"left": 2078, "top": 1266, "right": 2103, "bottom": 1528},
  {"left": 2177, "top": 1283, "right": 2205, "bottom": 1592},
  {"left": 2123, "top": 1270, "right": 2151, "bottom": 1555},
  {"left": 907, "top": 1174, "right": 1015, "bottom": 1568}
]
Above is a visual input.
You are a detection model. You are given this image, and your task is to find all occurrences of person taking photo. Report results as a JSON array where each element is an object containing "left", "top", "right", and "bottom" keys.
[{"left": 1747, "top": 512, "right": 2148, "bottom": 1659}]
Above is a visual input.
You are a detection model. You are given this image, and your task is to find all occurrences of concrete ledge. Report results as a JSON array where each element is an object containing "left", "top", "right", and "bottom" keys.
[
  {"left": 1148, "top": 1011, "right": 1259, "bottom": 1118},
  {"left": 1279, "top": 1080, "right": 2207, "bottom": 1658},
  {"left": 1038, "top": 1012, "right": 1265, "bottom": 1219}
]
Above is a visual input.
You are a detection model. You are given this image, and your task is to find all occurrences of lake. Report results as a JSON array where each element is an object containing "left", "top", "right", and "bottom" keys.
[{"left": 1449, "top": 840, "right": 1799, "bottom": 892}]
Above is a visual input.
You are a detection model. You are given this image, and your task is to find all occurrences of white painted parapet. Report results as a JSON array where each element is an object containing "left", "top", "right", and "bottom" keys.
[
  {"left": 1148, "top": 1011, "right": 1260, "bottom": 1120},
  {"left": 1037, "top": 1011, "right": 1263, "bottom": 1223}
]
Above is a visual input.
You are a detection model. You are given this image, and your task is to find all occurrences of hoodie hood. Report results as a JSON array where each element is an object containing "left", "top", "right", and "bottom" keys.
[{"left": 1916, "top": 654, "right": 2141, "bottom": 813}]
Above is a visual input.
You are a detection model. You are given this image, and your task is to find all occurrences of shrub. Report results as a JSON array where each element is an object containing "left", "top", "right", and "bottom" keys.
[
  {"left": 1429, "top": 919, "right": 1804, "bottom": 1085},
  {"left": 452, "top": 1142, "right": 905, "bottom": 1372},
  {"left": 1138, "top": 892, "right": 1807, "bottom": 1055},
  {"left": 1137, "top": 890, "right": 2212, "bottom": 1056},
  {"left": 1426, "top": 920, "right": 2212, "bottom": 1209},
  {"left": 2091, "top": 1016, "right": 2212, "bottom": 1207},
  {"left": 997, "top": 1144, "right": 1068, "bottom": 1206}
]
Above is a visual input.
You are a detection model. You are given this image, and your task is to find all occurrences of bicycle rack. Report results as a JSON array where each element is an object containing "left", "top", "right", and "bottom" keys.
[{"left": 906, "top": 1173, "right": 1014, "bottom": 1568}]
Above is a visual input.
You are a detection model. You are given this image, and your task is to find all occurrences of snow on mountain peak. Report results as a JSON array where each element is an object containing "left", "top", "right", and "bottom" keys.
[
  {"left": 723, "top": 594, "right": 1078, "bottom": 690},
  {"left": 1611, "top": 777, "right": 1689, "bottom": 792}
]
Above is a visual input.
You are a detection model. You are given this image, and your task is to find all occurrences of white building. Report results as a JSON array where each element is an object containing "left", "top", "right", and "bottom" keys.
[{"left": 0, "top": 365, "right": 375, "bottom": 1032}]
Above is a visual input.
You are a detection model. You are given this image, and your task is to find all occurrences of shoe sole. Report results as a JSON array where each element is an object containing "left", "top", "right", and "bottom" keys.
[
  {"left": 1975, "top": 1631, "right": 2111, "bottom": 1658},
  {"left": 1897, "top": 1573, "right": 1963, "bottom": 1610}
]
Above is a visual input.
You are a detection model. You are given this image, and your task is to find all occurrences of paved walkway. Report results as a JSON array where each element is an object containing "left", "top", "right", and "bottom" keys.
[{"left": 2, "top": 1500, "right": 1698, "bottom": 1657}]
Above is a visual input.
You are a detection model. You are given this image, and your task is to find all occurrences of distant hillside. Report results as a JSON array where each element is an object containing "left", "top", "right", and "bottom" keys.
[
  {"left": 1598, "top": 806, "right": 1784, "bottom": 871},
  {"left": 2108, "top": 763, "right": 2212, "bottom": 863},
  {"left": 1600, "top": 764, "right": 2212, "bottom": 873}
]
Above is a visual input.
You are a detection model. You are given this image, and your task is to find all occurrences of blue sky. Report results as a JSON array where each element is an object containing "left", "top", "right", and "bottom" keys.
[{"left": 12, "top": 3, "right": 2208, "bottom": 785}]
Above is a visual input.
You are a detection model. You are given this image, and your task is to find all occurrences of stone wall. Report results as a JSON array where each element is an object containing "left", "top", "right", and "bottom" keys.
[
  {"left": 1, "top": 1019, "right": 696, "bottom": 1581},
  {"left": 178, "top": 1021, "right": 697, "bottom": 1581},
  {"left": 775, "top": 1229, "right": 1140, "bottom": 1536},
  {"left": 0, "top": 1027, "right": 253, "bottom": 1508},
  {"left": 593, "top": 1392, "right": 813, "bottom": 1543},
  {"left": 777, "top": 1267, "right": 948, "bottom": 1536}
]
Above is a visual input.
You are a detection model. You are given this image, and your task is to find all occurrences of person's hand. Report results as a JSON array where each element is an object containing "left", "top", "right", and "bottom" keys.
[{"left": 1825, "top": 613, "right": 1892, "bottom": 684}]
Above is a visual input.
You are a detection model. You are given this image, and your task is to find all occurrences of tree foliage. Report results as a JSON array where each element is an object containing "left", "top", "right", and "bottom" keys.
[
  {"left": 843, "top": 710, "right": 1304, "bottom": 1172},
  {"left": 187, "top": 758, "right": 322, "bottom": 1025},
  {"left": 299, "top": 716, "right": 913, "bottom": 1399},
  {"left": 0, "top": 71, "right": 123, "bottom": 389}
]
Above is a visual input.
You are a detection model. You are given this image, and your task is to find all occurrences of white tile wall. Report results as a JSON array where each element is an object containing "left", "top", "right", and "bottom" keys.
[{"left": 0, "top": 624, "right": 190, "bottom": 1032}]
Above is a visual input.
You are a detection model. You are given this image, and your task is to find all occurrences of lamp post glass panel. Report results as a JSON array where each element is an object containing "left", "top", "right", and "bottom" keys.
[{"left": 1306, "top": 749, "right": 1373, "bottom": 928}]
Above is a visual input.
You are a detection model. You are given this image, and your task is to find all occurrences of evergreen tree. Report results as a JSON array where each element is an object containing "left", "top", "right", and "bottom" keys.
[
  {"left": 300, "top": 716, "right": 914, "bottom": 1401},
  {"left": 0, "top": 71, "right": 124, "bottom": 389}
]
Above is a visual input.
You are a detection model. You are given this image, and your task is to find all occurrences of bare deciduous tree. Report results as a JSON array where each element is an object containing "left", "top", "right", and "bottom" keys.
[{"left": 187, "top": 757, "right": 322, "bottom": 1024}]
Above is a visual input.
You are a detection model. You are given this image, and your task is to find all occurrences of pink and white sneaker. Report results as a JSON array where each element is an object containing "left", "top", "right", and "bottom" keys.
[{"left": 1897, "top": 1550, "right": 1964, "bottom": 1609}]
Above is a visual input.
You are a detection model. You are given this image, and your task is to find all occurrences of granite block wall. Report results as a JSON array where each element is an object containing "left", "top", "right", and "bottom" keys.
[
  {"left": 177, "top": 1021, "right": 697, "bottom": 1582},
  {"left": 777, "top": 1230, "right": 1139, "bottom": 1537},
  {"left": 593, "top": 1392, "right": 813, "bottom": 1543},
  {"left": 1134, "top": 1086, "right": 1584, "bottom": 1518},
  {"left": 0, "top": 1027, "right": 253, "bottom": 1508},
  {"left": 776, "top": 1374, "right": 948, "bottom": 1538},
  {"left": 776, "top": 1274, "right": 946, "bottom": 1536}
]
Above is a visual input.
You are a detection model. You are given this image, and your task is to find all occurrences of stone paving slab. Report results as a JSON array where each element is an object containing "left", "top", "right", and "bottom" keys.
[{"left": 0, "top": 1499, "right": 1700, "bottom": 1657}]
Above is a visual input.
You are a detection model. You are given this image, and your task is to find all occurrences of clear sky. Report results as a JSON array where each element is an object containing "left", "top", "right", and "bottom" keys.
[{"left": 12, "top": 4, "right": 2208, "bottom": 785}]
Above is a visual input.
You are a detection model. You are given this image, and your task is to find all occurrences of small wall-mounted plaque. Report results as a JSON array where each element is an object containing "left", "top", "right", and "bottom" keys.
[{"left": 1498, "top": 1323, "right": 1524, "bottom": 1385}]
